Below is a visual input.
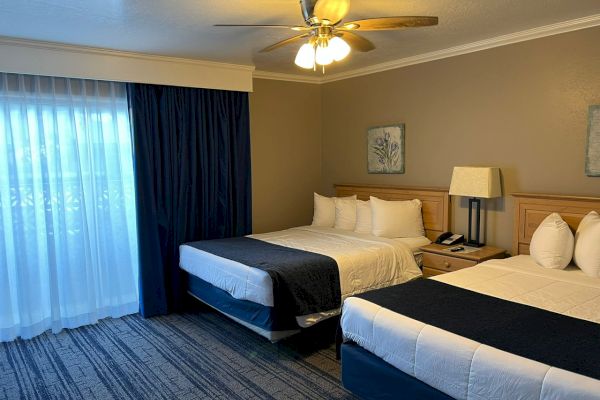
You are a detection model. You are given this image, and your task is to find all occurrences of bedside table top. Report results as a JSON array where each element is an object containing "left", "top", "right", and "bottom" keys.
[{"left": 419, "top": 243, "right": 506, "bottom": 262}]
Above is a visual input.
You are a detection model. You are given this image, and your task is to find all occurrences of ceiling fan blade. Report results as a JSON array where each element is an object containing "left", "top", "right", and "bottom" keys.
[
  {"left": 338, "top": 31, "right": 375, "bottom": 52},
  {"left": 313, "top": 0, "right": 350, "bottom": 24},
  {"left": 300, "top": 0, "right": 318, "bottom": 23},
  {"left": 339, "top": 16, "right": 439, "bottom": 31},
  {"left": 260, "top": 33, "right": 310, "bottom": 53},
  {"left": 214, "top": 24, "right": 310, "bottom": 31}
]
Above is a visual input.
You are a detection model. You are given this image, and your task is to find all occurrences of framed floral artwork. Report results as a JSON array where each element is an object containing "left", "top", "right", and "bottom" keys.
[
  {"left": 586, "top": 105, "right": 600, "bottom": 177},
  {"left": 367, "top": 124, "right": 405, "bottom": 174}
]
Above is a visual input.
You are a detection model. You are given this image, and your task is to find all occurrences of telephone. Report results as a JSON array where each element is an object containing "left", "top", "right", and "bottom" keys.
[{"left": 435, "top": 232, "right": 465, "bottom": 246}]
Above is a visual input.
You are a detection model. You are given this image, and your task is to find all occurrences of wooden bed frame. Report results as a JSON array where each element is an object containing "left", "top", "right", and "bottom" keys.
[
  {"left": 335, "top": 184, "right": 450, "bottom": 242},
  {"left": 513, "top": 192, "right": 600, "bottom": 256}
]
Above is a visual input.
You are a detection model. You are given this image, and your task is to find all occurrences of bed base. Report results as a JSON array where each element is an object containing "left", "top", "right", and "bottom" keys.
[
  {"left": 341, "top": 342, "right": 452, "bottom": 400},
  {"left": 187, "top": 274, "right": 300, "bottom": 342}
]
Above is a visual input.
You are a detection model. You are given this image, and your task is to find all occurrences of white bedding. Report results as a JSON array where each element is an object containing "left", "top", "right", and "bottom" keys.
[
  {"left": 342, "top": 255, "right": 600, "bottom": 400},
  {"left": 180, "top": 226, "right": 426, "bottom": 321}
]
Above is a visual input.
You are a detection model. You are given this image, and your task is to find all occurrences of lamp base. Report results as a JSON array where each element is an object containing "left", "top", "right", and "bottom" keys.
[
  {"left": 466, "top": 240, "right": 485, "bottom": 248},
  {"left": 467, "top": 197, "right": 483, "bottom": 247}
]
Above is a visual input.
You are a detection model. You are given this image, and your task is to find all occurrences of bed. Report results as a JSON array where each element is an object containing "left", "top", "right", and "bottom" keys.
[
  {"left": 179, "top": 184, "right": 450, "bottom": 341},
  {"left": 340, "top": 193, "right": 600, "bottom": 400}
]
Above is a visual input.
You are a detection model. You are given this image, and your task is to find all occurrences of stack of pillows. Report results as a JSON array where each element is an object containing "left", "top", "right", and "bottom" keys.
[
  {"left": 529, "top": 211, "right": 600, "bottom": 278},
  {"left": 311, "top": 193, "right": 425, "bottom": 238}
]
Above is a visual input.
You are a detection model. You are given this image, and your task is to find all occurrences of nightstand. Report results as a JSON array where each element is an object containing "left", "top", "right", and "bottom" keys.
[{"left": 419, "top": 243, "right": 506, "bottom": 277}]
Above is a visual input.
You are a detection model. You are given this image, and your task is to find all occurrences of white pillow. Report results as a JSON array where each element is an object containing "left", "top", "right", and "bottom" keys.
[
  {"left": 529, "top": 213, "right": 574, "bottom": 269},
  {"left": 312, "top": 193, "right": 335, "bottom": 227},
  {"left": 334, "top": 196, "right": 357, "bottom": 230},
  {"left": 312, "top": 193, "right": 356, "bottom": 227},
  {"left": 370, "top": 196, "right": 425, "bottom": 238},
  {"left": 354, "top": 200, "right": 372, "bottom": 234},
  {"left": 573, "top": 211, "right": 600, "bottom": 278}
]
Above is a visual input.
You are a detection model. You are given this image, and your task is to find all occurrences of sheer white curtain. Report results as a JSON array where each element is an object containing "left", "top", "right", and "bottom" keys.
[{"left": 0, "top": 73, "right": 139, "bottom": 341}]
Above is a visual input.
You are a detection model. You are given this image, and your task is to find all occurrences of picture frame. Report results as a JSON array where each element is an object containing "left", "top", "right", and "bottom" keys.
[
  {"left": 367, "top": 124, "right": 405, "bottom": 174},
  {"left": 586, "top": 105, "right": 600, "bottom": 177}
]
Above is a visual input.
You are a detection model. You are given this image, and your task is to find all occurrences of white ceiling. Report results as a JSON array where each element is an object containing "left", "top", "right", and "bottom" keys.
[{"left": 1, "top": 0, "right": 600, "bottom": 76}]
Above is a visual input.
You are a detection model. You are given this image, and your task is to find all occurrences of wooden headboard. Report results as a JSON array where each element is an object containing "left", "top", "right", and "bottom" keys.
[
  {"left": 335, "top": 183, "right": 450, "bottom": 241},
  {"left": 513, "top": 193, "right": 600, "bottom": 255}
]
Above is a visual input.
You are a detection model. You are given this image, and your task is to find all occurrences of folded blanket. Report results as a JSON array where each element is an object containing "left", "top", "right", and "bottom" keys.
[{"left": 187, "top": 237, "right": 341, "bottom": 316}]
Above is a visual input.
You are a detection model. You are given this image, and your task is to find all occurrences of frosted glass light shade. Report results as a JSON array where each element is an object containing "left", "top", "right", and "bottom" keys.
[
  {"left": 295, "top": 43, "right": 315, "bottom": 69},
  {"left": 315, "top": 44, "right": 334, "bottom": 65},
  {"left": 329, "top": 37, "right": 350, "bottom": 61},
  {"left": 449, "top": 167, "right": 502, "bottom": 198}
]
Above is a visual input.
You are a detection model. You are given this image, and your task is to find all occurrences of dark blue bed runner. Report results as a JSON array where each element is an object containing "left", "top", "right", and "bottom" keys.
[
  {"left": 186, "top": 237, "right": 341, "bottom": 316},
  {"left": 356, "top": 278, "right": 600, "bottom": 380}
]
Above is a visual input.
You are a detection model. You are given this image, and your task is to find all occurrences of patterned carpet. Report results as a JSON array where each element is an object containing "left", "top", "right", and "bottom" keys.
[{"left": 0, "top": 305, "right": 355, "bottom": 400}]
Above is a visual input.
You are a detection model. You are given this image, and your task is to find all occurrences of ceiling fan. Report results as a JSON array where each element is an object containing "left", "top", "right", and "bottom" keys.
[{"left": 215, "top": 0, "right": 438, "bottom": 72}]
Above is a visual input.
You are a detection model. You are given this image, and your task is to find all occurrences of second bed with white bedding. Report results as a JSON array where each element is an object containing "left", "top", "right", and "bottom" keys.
[
  {"left": 180, "top": 226, "right": 427, "bottom": 325},
  {"left": 341, "top": 255, "right": 600, "bottom": 400}
]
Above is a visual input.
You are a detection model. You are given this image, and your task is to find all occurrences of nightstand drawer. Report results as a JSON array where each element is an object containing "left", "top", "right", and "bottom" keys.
[
  {"left": 422, "top": 267, "right": 447, "bottom": 278},
  {"left": 422, "top": 252, "right": 477, "bottom": 272}
]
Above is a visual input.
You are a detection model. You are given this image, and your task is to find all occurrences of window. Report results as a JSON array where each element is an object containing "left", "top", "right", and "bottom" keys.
[{"left": 0, "top": 73, "right": 139, "bottom": 341}]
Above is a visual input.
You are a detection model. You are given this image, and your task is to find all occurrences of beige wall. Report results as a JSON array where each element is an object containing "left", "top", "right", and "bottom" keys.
[
  {"left": 249, "top": 78, "right": 322, "bottom": 233},
  {"left": 320, "top": 27, "right": 600, "bottom": 252}
]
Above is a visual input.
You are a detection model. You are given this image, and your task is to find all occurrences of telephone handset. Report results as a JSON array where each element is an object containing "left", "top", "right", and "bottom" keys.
[{"left": 435, "top": 232, "right": 465, "bottom": 246}]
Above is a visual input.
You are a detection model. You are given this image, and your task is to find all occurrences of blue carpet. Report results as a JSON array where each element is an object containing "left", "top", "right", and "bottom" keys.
[{"left": 0, "top": 308, "right": 354, "bottom": 399}]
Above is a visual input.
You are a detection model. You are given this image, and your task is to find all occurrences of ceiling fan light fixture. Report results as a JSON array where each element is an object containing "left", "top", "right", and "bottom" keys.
[
  {"left": 217, "top": 0, "right": 438, "bottom": 74},
  {"left": 329, "top": 36, "right": 350, "bottom": 61},
  {"left": 294, "top": 43, "right": 316, "bottom": 69},
  {"left": 315, "top": 43, "right": 334, "bottom": 66}
]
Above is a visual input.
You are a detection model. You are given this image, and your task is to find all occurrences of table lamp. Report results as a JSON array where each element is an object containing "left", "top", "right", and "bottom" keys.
[{"left": 449, "top": 166, "right": 502, "bottom": 247}]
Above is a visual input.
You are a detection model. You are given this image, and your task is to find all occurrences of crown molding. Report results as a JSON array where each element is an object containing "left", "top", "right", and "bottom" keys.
[
  {"left": 3, "top": 13, "right": 599, "bottom": 88},
  {"left": 322, "top": 14, "right": 600, "bottom": 83},
  {"left": 253, "top": 70, "right": 322, "bottom": 84},
  {"left": 253, "top": 14, "right": 600, "bottom": 85}
]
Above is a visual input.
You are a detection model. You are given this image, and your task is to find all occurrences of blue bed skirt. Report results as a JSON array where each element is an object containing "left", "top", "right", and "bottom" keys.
[
  {"left": 341, "top": 342, "right": 453, "bottom": 400},
  {"left": 187, "top": 273, "right": 299, "bottom": 332}
]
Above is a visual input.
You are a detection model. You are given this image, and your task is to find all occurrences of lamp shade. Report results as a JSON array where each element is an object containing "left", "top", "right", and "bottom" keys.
[
  {"left": 329, "top": 37, "right": 350, "bottom": 61},
  {"left": 295, "top": 43, "right": 315, "bottom": 69},
  {"left": 449, "top": 167, "right": 502, "bottom": 198},
  {"left": 315, "top": 44, "right": 334, "bottom": 66}
]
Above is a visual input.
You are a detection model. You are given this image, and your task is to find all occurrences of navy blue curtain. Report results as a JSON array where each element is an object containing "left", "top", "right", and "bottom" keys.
[{"left": 127, "top": 84, "right": 252, "bottom": 317}]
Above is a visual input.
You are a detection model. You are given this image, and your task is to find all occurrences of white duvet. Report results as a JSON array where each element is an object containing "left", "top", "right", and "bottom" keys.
[
  {"left": 342, "top": 256, "right": 600, "bottom": 400},
  {"left": 179, "top": 226, "right": 424, "bottom": 319}
]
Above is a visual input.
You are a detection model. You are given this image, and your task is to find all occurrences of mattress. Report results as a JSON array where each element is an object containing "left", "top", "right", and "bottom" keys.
[
  {"left": 180, "top": 226, "right": 427, "bottom": 326},
  {"left": 341, "top": 255, "right": 600, "bottom": 400}
]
